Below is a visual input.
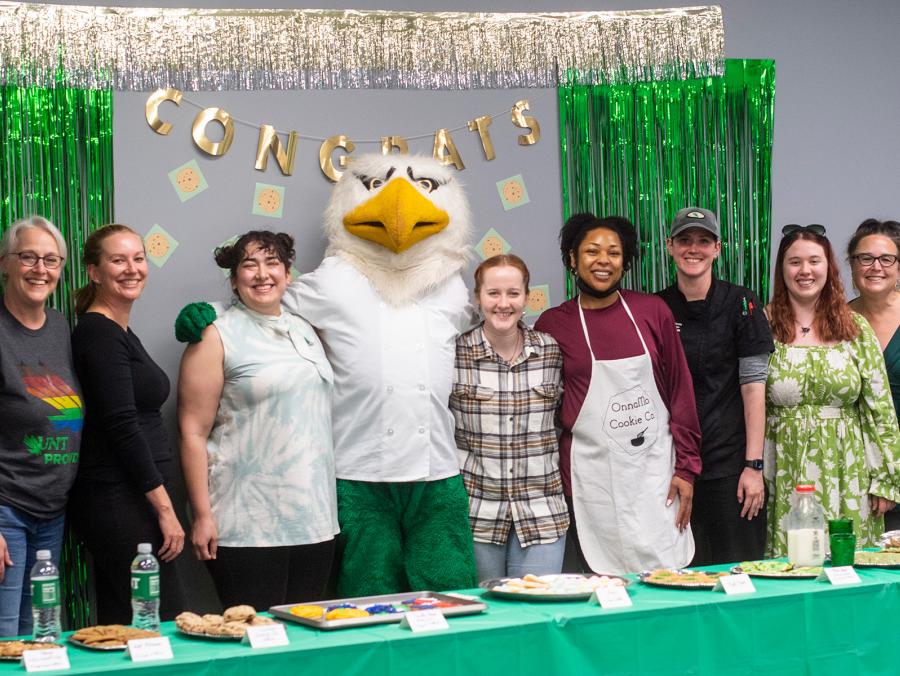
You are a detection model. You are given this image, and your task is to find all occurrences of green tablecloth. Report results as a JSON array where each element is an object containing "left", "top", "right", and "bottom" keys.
[{"left": 9, "top": 566, "right": 900, "bottom": 675}]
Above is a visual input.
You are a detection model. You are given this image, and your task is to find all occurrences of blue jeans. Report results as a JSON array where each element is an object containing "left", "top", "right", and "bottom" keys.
[
  {"left": 0, "top": 505, "right": 65, "bottom": 638},
  {"left": 473, "top": 528, "right": 566, "bottom": 580}
]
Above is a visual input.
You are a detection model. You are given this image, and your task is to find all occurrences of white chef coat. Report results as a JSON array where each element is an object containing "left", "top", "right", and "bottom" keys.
[{"left": 283, "top": 256, "right": 475, "bottom": 482}]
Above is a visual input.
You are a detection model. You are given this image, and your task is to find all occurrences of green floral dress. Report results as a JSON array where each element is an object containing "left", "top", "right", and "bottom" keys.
[{"left": 765, "top": 314, "right": 900, "bottom": 556}]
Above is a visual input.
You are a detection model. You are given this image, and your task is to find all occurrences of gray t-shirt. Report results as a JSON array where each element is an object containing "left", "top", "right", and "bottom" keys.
[{"left": 0, "top": 300, "right": 81, "bottom": 518}]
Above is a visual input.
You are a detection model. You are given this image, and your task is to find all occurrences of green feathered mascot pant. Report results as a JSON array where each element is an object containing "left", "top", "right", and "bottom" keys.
[{"left": 336, "top": 475, "right": 478, "bottom": 597}]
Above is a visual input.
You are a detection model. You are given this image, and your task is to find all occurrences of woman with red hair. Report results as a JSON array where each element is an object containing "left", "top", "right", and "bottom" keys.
[{"left": 764, "top": 225, "right": 900, "bottom": 556}]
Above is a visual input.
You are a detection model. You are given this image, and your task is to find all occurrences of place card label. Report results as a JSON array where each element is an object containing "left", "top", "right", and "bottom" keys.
[
  {"left": 590, "top": 585, "right": 633, "bottom": 608},
  {"left": 817, "top": 566, "right": 861, "bottom": 586},
  {"left": 127, "top": 636, "right": 174, "bottom": 662},
  {"left": 714, "top": 573, "right": 756, "bottom": 595},
  {"left": 243, "top": 623, "right": 289, "bottom": 648},
  {"left": 399, "top": 608, "right": 449, "bottom": 633},
  {"left": 23, "top": 646, "right": 70, "bottom": 672}
]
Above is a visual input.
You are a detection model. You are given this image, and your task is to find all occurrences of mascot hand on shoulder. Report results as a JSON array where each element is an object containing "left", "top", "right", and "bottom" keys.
[{"left": 176, "top": 153, "right": 478, "bottom": 596}]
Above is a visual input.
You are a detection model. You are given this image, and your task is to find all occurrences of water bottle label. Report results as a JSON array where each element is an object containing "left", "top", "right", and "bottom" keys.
[
  {"left": 131, "top": 571, "right": 160, "bottom": 600},
  {"left": 31, "top": 578, "right": 60, "bottom": 609}
]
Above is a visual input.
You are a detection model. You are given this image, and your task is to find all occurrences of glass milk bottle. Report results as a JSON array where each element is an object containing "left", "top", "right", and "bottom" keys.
[{"left": 785, "top": 484, "right": 826, "bottom": 566}]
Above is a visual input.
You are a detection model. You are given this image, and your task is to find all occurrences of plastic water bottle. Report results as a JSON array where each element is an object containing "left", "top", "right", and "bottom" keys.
[
  {"left": 30, "top": 550, "right": 61, "bottom": 642},
  {"left": 130, "top": 543, "right": 160, "bottom": 631},
  {"left": 785, "top": 484, "right": 826, "bottom": 566}
]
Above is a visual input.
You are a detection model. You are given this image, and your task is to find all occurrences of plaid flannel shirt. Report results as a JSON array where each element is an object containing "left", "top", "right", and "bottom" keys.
[{"left": 450, "top": 322, "right": 570, "bottom": 547}]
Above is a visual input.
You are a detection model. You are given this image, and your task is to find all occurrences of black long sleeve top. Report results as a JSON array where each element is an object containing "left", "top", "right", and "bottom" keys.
[{"left": 71, "top": 312, "right": 172, "bottom": 492}]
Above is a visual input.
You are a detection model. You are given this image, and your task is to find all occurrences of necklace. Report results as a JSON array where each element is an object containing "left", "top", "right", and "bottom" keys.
[
  {"left": 795, "top": 320, "right": 812, "bottom": 337},
  {"left": 492, "top": 330, "right": 522, "bottom": 363}
]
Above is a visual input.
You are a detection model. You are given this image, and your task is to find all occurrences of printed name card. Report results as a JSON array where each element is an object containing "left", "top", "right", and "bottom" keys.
[
  {"left": 22, "top": 646, "right": 70, "bottom": 672},
  {"left": 714, "top": 573, "right": 756, "bottom": 595},
  {"left": 817, "top": 566, "right": 861, "bottom": 586},
  {"left": 399, "top": 608, "right": 449, "bottom": 633},
  {"left": 243, "top": 623, "right": 289, "bottom": 648},
  {"left": 590, "top": 585, "right": 633, "bottom": 608},
  {"left": 127, "top": 636, "right": 173, "bottom": 662}
]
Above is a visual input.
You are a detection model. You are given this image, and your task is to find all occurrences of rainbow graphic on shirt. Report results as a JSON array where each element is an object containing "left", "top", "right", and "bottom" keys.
[{"left": 19, "top": 367, "right": 83, "bottom": 464}]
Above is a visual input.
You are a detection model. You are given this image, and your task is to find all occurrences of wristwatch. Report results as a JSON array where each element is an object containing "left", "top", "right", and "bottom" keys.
[{"left": 745, "top": 459, "right": 764, "bottom": 471}]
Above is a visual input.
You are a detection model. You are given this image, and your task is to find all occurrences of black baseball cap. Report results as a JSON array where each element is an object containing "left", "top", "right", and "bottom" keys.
[{"left": 670, "top": 207, "right": 720, "bottom": 239}]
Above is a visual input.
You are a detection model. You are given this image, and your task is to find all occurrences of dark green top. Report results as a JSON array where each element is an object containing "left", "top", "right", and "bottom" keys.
[{"left": 885, "top": 325, "right": 900, "bottom": 422}]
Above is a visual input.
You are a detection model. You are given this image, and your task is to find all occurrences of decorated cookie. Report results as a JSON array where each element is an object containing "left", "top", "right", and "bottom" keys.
[
  {"left": 326, "top": 607, "right": 370, "bottom": 620},
  {"left": 289, "top": 605, "right": 325, "bottom": 620}
]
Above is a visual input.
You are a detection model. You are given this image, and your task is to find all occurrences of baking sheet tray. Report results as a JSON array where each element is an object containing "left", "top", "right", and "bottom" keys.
[
  {"left": 270, "top": 591, "right": 486, "bottom": 630},
  {"left": 480, "top": 573, "right": 632, "bottom": 601}
]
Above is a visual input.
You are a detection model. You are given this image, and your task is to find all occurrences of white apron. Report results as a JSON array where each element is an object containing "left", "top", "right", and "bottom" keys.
[{"left": 570, "top": 294, "right": 694, "bottom": 574}]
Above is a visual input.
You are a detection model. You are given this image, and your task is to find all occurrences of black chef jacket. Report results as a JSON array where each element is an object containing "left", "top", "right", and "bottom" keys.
[{"left": 657, "top": 278, "right": 774, "bottom": 480}]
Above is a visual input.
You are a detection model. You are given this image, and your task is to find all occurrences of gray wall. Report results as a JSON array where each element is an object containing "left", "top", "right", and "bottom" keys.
[{"left": 50, "top": 0, "right": 900, "bottom": 609}]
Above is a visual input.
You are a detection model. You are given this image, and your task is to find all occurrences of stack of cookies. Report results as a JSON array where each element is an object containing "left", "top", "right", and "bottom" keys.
[
  {"left": 175, "top": 605, "right": 276, "bottom": 638},
  {"left": 0, "top": 641, "right": 63, "bottom": 658},
  {"left": 70, "top": 625, "right": 159, "bottom": 648}
]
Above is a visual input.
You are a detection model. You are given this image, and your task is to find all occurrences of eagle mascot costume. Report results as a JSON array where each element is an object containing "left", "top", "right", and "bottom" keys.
[{"left": 177, "top": 153, "right": 478, "bottom": 596}]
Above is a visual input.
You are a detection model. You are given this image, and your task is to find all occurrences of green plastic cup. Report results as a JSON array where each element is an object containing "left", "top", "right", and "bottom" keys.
[
  {"left": 828, "top": 519, "right": 853, "bottom": 535},
  {"left": 829, "top": 533, "right": 856, "bottom": 567}
]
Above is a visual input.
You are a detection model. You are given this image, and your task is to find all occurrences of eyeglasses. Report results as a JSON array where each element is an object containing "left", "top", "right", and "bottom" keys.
[
  {"left": 782, "top": 224, "right": 827, "bottom": 236},
  {"left": 851, "top": 253, "right": 899, "bottom": 268},
  {"left": 7, "top": 251, "right": 64, "bottom": 269}
]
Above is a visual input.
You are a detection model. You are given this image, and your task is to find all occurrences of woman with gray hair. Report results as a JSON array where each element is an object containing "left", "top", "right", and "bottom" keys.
[{"left": 0, "top": 216, "right": 82, "bottom": 637}]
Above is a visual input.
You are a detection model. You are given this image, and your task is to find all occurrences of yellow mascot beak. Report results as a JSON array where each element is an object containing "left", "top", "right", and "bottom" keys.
[{"left": 342, "top": 179, "right": 450, "bottom": 253}]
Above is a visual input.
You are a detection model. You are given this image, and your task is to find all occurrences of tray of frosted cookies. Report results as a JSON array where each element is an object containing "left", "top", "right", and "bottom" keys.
[
  {"left": 270, "top": 591, "right": 486, "bottom": 630},
  {"left": 175, "top": 605, "right": 278, "bottom": 640}
]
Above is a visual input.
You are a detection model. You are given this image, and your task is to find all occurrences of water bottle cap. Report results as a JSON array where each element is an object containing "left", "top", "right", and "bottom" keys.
[
  {"left": 35, "top": 550, "right": 51, "bottom": 560},
  {"left": 137, "top": 543, "right": 152, "bottom": 554},
  {"left": 795, "top": 484, "right": 815, "bottom": 493}
]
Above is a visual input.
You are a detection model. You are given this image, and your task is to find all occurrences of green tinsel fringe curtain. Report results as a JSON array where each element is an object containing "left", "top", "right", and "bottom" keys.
[
  {"left": 0, "top": 84, "right": 115, "bottom": 629},
  {"left": 558, "top": 59, "right": 775, "bottom": 301}
]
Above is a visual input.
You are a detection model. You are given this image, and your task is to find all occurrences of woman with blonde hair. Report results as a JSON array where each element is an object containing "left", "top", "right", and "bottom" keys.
[
  {"left": 69, "top": 224, "right": 186, "bottom": 624},
  {"left": 765, "top": 224, "right": 900, "bottom": 555}
]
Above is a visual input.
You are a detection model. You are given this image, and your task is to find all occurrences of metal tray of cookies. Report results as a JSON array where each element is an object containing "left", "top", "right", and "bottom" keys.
[{"left": 270, "top": 591, "right": 486, "bottom": 630}]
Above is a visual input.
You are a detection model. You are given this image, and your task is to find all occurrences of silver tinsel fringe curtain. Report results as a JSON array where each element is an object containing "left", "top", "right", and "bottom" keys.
[{"left": 0, "top": 2, "right": 724, "bottom": 91}]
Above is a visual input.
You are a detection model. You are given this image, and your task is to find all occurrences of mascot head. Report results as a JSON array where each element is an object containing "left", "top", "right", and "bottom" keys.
[{"left": 324, "top": 153, "right": 472, "bottom": 306}]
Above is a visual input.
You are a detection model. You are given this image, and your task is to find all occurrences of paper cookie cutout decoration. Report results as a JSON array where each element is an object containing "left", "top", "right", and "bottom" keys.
[
  {"left": 144, "top": 224, "right": 179, "bottom": 268},
  {"left": 252, "top": 183, "right": 285, "bottom": 219},
  {"left": 475, "top": 228, "right": 511, "bottom": 260},
  {"left": 496, "top": 175, "right": 530, "bottom": 211},
  {"left": 168, "top": 160, "right": 208, "bottom": 202},
  {"left": 524, "top": 284, "right": 550, "bottom": 317}
]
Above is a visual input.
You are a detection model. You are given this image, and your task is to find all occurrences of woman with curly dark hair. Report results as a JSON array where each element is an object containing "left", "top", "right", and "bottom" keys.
[
  {"left": 178, "top": 230, "right": 338, "bottom": 608},
  {"left": 764, "top": 225, "right": 900, "bottom": 556},
  {"left": 535, "top": 213, "right": 701, "bottom": 575}
]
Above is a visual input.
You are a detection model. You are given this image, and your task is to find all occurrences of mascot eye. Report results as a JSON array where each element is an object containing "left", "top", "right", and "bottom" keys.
[
  {"left": 417, "top": 178, "right": 437, "bottom": 193},
  {"left": 364, "top": 177, "right": 385, "bottom": 191}
]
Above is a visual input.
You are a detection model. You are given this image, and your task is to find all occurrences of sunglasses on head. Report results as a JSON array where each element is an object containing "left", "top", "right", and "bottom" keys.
[{"left": 782, "top": 224, "right": 827, "bottom": 236}]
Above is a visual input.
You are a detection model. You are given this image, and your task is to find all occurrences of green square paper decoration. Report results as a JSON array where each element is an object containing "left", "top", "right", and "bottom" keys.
[{"left": 558, "top": 59, "right": 775, "bottom": 302}]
